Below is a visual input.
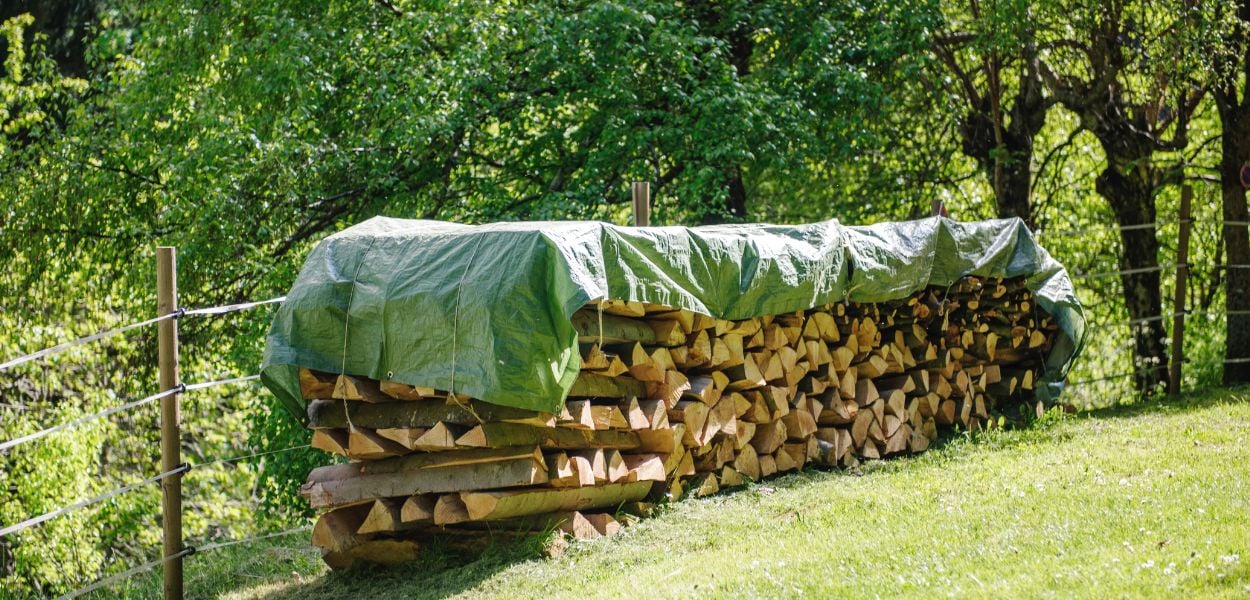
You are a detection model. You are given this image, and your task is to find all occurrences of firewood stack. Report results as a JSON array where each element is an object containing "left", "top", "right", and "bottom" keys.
[{"left": 299, "top": 274, "right": 1058, "bottom": 567}]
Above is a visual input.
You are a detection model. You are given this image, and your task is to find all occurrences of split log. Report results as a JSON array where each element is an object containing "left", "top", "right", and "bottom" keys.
[
  {"left": 460, "top": 481, "right": 654, "bottom": 521},
  {"left": 455, "top": 422, "right": 640, "bottom": 450},
  {"left": 308, "top": 399, "right": 553, "bottom": 429},
  {"left": 302, "top": 447, "right": 548, "bottom": 509}
]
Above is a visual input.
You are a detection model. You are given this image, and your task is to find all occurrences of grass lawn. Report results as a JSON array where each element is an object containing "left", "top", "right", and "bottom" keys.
[{"left": 110, "top": 387, "right": 1250, "bottom": 599}]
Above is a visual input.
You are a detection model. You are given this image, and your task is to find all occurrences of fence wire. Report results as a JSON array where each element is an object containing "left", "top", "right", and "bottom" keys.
[
  {"left": 1070, "top": 263, "right": 1176, "bottom": 281},
  {"left": 57, "top": 547, "right": 195, "bottom": 600},
  {"left": 57, "top": 525, "right": 312, "bottom": 599},
  {"left": 0, "top": 464, "right": 190, "bottom": 538},
  {"left": 0, "top": 313, "right": 178, "bottom": 372},
  {"left": 194, "top": 444, "right": 311, "bottom": 470},
  {"left": 0, "top": 297, "right": 284, "bottom": 373},
  {"left": 0, "top": 387, "right": 180, "bottom": 452},
  {"left": 195, "top": 525, "right": 313, "bottom": 553},
  {"left": 0, "top": 376, "right": 261, "bottom": 453},
  {"left": 181, "top": 296, "right": 286, "bottom": 318},
  {"left": 1065, "top": 364, "right": 1168, "bottom": 388},
  {"left": 1035, "top": 220, "right": 1174, "bottom": 238},
  {"left": 1033, "top": 217, "right": 1250, "bottom": 239}
]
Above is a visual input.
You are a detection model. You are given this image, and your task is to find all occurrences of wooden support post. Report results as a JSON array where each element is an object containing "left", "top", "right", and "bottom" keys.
[
  {"left": 930, "top": 198, "right": 942, "bottom": 217},
  {"left": 157, "top": 247, "right": 183, "bottom": 600},
  {"left": 1168, "top": 187, "right": 1192, "bottom": 395},
  {"left": 632, "top": 182, "right": 651, "bottom": 227}
]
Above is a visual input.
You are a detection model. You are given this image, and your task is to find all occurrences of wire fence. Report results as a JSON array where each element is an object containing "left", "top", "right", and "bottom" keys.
[
  {"left": 193, "top": 444, "right": 311, "bottom": 471},
  {"left": 0, "top": 465, "right": 190, "bottom": 538},
  {"left": 1028, "top": 211, "right": 1250, "bottom": 395},
  {"left": 0, "top": 312, "right": 180, "bottom": 372},
  {"left": 0, "top": 293, "right": 297, "bottom": 597},
  {"left": 58, "top": 525, "right": 312, "bottom": 600},
  {"left": 0, "top": 376, "right": 307, "bottom": 541},
  {"left": 1033, "top": 217, "right": 1250, "bottom": 239},
  {"left": 0, "top": 437, "right": 312, "bottom": 542},
  {"left": 0, "top": 297, "right": 285, "bottom": 373}
]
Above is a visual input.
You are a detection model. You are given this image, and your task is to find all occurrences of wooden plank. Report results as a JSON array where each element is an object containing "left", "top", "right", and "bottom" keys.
[
  {"left": 593, "top": 299, "right": 647, "bottom": 317},
  {"left": 300, "top": 369, "right": 337, "bottom": 400},
  {"left": 323, "top": 539, "right": 420, "bottom": 570},
  {"left": 606, "top": 342, "right": 664, "bottom": 382},
  {"left": 455, "top": 422, "right": 641, "bottom": 450},
  {"left": 311, "top": 429, "right": 349, "bottom": 456},
  {"left": 647, "top": 370, "right": 691, "bottom": 406},
  {"left": 312, "top": 504, "right": 371, "bottom": 554},
  {"left": 559, "top": 400, "right": 596, "bottom": 430},
  {"left": 347, "top": 428, "right": 408, "bottom": 459},
  {"left": 379, "top": 380, "right": 436, "bottom": 400},
  {"left": 409, "top": 421, "right": 462, "bottom": 451},
  {"left": 546, "top": 452, "right": 587, "bottom": 488},
  {"left": 572, "top": 310, "right": 658, "bottom": 344},
  {"left": 434, "top": 494, "right": 471, "bottom": 525},
  {"left": 636, "top": 424, "right": 685, "bottom": 453},
  {"left": 571, "top": 449, "right": 608, "bottom": 483},
  {"left": 333, "top": 374, "right": 390, "bottom": 403},
  {"left": 558, "top": 511, "right": 603, "bottom": 539},
  {"left": 311, "top": 447, "right": 542, "bottom": 484},
  {"left": 460, "top": 481, "right": 654, "bottom": 521},
  {"left": 583, "top": 513, "right": 623, "bottom": 537},
  {"left": 401, "top": 494, "right": 437, "bottom": 523},
  {"left": 621, "top": 398, "right": 651, "bottom": 430},
  {"left": 308, "top": 399, "right": 553, "bottom": 429},
  {"left": 570, "top": 372, "right": 647, "bottom": 398},
  {"left": 302, "top": 447, "right": 548, "bottom": 509},
  {"left": 588, "top": 405, "right": 629, "bottom": 430},
  {"left": 374, "top": 427, "right": 429, "bottom": 450},
  {"left": 357, "top": 498, "right": 417, "bottom": 535},
  {"left": 621, "top": 453, "right": 667, "bottom": 482}
]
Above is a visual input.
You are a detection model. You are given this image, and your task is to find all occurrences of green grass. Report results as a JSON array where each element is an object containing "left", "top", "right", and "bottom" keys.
[{"left": 110, "top": 388, "right": 1250, "bottom": 599}]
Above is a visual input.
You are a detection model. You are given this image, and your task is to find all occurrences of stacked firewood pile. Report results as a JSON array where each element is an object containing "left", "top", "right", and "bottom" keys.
[{"left": 300, "top": 275, "right": 1056, "bottom": 567}]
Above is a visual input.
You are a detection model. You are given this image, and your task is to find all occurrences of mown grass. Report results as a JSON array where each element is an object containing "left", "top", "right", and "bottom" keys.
[{"left": 110, "top": 387, "right": 1250, "bottom": 599}]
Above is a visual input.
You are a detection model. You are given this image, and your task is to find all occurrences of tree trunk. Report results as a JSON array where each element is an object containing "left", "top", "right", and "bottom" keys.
[
  {"left": 1217, "top": 101, "right": 1250, "bottom": 385},
  {"left": 724, "top": 16, "right": 753, "bottom": 221},
  {"left": 726, "top": 167, "right": 748, "bottom": 220},
  {"left": 995, "top": 142, "right": 1034, "bottom": 225},
  {"left": 1214, "top": 0, "right": 1250, "bottom": 385},
  {"left": 959, "top": 108, "right": 1037, "bottom": 225},
  {"left": 1096, "top": 158, "right": 1168, "bottom": 392},
  {"left": 956, "top": 59, "right": 1046, "bottom": 228}
]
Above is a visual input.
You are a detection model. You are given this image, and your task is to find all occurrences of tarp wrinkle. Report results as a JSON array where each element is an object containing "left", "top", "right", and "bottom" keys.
[{"left": 261, "top": 216, "right": 1085, "bottom": 420}]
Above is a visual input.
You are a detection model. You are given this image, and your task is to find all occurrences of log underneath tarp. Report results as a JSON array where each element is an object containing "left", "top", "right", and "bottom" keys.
[
  {"left": 302, "top": 447, "right": 548, "bottom": 509},
  {"left": 460, "top": 481, "right": 653, "bottom": 521},
  {"left": 307, "top": 398, "right": 553, "bottom": 429}
]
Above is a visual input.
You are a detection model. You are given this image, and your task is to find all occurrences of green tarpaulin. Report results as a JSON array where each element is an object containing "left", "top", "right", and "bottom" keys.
[{"left": 261, "top": 216, "right": 1086, "bottom": 420}]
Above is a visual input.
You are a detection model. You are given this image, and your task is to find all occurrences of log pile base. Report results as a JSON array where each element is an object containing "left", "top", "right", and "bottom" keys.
[{"left": 300, "top": 275, "right": 1058, "bottom": 565}]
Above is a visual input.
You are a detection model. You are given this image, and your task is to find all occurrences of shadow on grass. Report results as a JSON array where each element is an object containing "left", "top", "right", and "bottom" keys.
[{"left": 256, "top": 534, "right": 549, "bottom": 600}]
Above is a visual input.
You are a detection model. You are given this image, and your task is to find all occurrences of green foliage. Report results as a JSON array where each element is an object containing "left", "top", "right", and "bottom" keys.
[
  {"left": 0, "top": 0, "right": 1248, "bottom": 595},
  {"left": 0, "top": 14, "right": 87, "bottom": 159},
  {"left": 247, "top": 394, "right": 321, "bottom": 522}
]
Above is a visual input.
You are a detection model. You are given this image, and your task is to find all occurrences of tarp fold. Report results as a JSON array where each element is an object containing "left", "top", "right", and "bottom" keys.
[{"left": 262, "top": 216, "right": 1085, "bottom": 419}]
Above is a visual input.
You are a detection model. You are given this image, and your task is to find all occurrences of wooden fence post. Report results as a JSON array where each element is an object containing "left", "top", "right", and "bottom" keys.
[
  {"left": 1168, "top": 187, "right": 1193, "bottom": 395},
  {"left": 156, "top": 247, "right": 183, "bottom": 599},
  {"left": 632, "top": 182, "right": 651, "bottom": 226}
]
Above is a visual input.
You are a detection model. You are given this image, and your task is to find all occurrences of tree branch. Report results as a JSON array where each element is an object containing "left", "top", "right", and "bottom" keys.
[{"left": 374, "top": 0, "right": 402, "bottom": 17}]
